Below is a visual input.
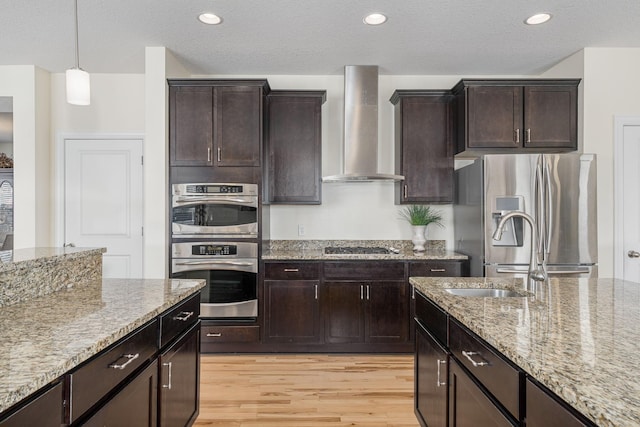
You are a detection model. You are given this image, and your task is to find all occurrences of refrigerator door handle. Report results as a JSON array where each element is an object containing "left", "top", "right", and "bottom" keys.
[
  {"left": 534, "top": 158, "right": 545, "bottom": 257},
  {"left": 544, "top": 159, "right": 553, "bottom": 258}
]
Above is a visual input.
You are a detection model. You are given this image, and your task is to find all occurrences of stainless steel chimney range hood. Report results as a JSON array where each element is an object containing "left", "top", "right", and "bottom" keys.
[{"left": 322, "top": 65, "right": 404, "bottom": 183}]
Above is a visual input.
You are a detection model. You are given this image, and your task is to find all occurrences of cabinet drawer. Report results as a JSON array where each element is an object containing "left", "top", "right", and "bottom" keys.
[
  {"left": 264, "top": 262, "right": 320, "bottom": 280},
  {"left": 0, "top": 381, "right": 63, "bottom": 427},
  {"left": 159, "top": 292, "right": 200, "bottom": 348},
  {"left": 449, "top": 318, "right": 522, "bottom": 421},
  {"left": 410, "top": 260, "right": 468, "bottom": 277},
  {"left": 323, "top": 262, "right": 405, "bottom": 280},
  {"left": 414, "top": 292, "right": 448, "bottom": 346},
  {"left": 526, "top": 378, "right": 594, "bottom": 427},
  {"left": 202, "top": 325, "right": 260, "bottom": 343},
  {"left": 68, "top": 319, "right": 158, "bottom": 422}
]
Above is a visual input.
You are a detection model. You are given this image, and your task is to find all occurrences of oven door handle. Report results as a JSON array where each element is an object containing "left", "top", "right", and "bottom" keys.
[
  {"left": 174, "top": 260, "right": 255, "bottom": 267},
  {"left": 173, "top": 197, "right": 256, "bottom": 205}
]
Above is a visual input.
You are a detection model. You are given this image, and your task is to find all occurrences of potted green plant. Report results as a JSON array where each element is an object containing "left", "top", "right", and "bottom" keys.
[{"left": 399, "top": 205, "right": 444, "bottom": 251}]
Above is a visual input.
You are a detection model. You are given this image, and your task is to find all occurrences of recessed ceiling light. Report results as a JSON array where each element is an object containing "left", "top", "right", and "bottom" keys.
[
  {"left": 198, "top": 13, "right": 222, "bottom": 25},
  {"left": 525, "top": 13, "right": 552, "bottom": 25},
  {"left": 363, "top": 13, "right": 387, "bottom": 26}
]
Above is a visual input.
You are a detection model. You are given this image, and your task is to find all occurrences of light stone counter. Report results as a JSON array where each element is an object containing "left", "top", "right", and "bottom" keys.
[
  {"left": 262, "top": 239, "right": 468, "bottom": 261},
  {"left": 0, "top": 277, "right": 205, "bottom": 414},
  {"left": 409, "top": 276, "right": 640, "bottom": 427}
]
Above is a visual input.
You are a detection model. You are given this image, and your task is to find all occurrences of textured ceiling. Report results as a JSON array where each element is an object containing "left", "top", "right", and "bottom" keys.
[{"left": 1, "top": 0, "right": 639, "bottom": 76}]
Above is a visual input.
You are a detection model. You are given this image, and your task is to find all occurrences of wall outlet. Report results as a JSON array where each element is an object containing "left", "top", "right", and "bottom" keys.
[{"left": 298, "top": 224, "right": 305, "bottom": 236}]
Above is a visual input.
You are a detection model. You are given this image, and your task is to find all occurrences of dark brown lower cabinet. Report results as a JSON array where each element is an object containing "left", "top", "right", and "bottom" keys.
[
  {"left": 264, "top": 279, "right": 321, "bottom": 343},
  {"left": 323, "top": 281, "right": 409, "bottom": 345},
  {"left": 448, "top": 359, "right": 516, "bottom": 427},
  {"left": 526, "top": 378, "right": 594, "bottom": 427},
  {"left": 415, "top": 321, "right": 448, "bottom": 427},
  {"left": 0, "top": 381, "right": 63, "bottom": 427},
  {"left": 159, "top": 322, "right": 200, "bottom": 427},
  {"left": 83, "top": 360, "right": 158, "bottom": 427}
]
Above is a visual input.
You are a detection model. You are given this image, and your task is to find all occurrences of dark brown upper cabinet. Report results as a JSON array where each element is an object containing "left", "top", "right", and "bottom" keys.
[
  {"left": 390, "top": 90, "right": 454, "bottom": 204},
  {"left": 264, "top": 90, "right": 326, "bottom": 204},
  {"left": 453, "top": 79, "right": 580, "bottom": 154},
  {"left": 168, "top": 80, "right": 270, "bottom": 168}
]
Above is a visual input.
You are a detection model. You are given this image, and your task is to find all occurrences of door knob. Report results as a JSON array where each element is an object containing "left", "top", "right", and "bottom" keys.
[{"left": 628, "top": 250, "right": 640, "bottom": 258}]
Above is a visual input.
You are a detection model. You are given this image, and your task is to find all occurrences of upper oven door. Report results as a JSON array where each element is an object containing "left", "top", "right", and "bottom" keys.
[{"left": 172, "top": 195, "right": 258, "bottom": 238}]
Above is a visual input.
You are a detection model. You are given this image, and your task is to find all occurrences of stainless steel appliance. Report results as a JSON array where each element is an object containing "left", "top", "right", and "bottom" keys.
[
  {"left": 171, "top": 183, "right": 258, "bottom": 238},
  {"left": 171, "top": 241, "right": 258, "bottom": 319},
  {"left": 454, "top": 153, "right": 598, "bottom": 279}
]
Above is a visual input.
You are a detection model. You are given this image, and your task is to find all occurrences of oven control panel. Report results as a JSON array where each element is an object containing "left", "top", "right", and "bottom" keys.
[
  {"left": 186, "top": 185, "right": 243, "bottom": 194},
  {"left": 192, "top": 244, "right": 238, "bottom": 256}
]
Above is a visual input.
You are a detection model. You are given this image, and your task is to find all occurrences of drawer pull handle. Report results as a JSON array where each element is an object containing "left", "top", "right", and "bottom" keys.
[
  {"left": 436, "top": 359, "right": 446, "bottom": 387},
  {"left": 207, "top": 332, "right": 222, "bottom": 337},
  {"left": 173, "top": 311, "right": 194, "bottom": 322},
  {"left": 462, "top": 351, "right": 489, "bottom": 367},
  {"left": 162, "top": 362, "right": 173, "bottom": 389},
  {"left": 283, "top": 268, "right": 299, "bottom": 272},
  {"left": 109, "top": 353, "right": 139, "bottom": 370},
  {"left": 430, "top": 268, "right": 446, "bottom": 272}
]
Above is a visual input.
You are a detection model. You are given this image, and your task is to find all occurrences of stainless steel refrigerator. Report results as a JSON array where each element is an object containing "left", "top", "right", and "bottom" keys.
[{"left": 454, "top": 153, "right": 598, "bottom": 279}]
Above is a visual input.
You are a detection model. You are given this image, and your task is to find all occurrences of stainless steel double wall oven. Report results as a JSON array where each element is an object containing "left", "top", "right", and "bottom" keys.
[{"left": 171, "top": 183, "right": 259, "bottom": 320}]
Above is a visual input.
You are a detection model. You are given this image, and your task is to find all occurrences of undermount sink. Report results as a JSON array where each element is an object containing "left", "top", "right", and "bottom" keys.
[{"left": 444, "top": 288, "right": 525, "bottom": 298}]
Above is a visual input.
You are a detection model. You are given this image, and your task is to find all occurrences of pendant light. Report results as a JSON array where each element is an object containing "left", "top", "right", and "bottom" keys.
[{"left": 66, "top": 0, "right": 90, "bottom": 105}]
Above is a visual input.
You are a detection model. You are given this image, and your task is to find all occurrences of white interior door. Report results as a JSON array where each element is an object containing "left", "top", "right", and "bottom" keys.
[
  {"left": 616, "top": 119, "right": 640, "bottom": 282},
  {"left": 64, "top": 138, "right": 143, "bottom": 278}
]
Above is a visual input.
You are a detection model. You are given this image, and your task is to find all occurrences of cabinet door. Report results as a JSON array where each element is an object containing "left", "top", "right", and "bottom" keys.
[
  {"left": 365, "top": 281, "right": 409, "bottom": 343},
  {"left": 524, "top": 85, "right": 577, "bottom": 149},
  {"left": 323, "top": 282, "right": 365, "bottom": 344},
  {"left": 467, "top": 86, "right": 523, "bottom": 149},
  {"left": 83, "top": 360, "right": 158, "bottom": 427},
  {"left": 264, "top": 280, "right": 321, "bottom": 343},
  {"left": 215, "top": 86, "right": 262, "bottom": 167},
  {"left": 526, "top": 378, "right": 593, "bottom": 427},
  {"left": 397, "top": 95, "right": 453, "bottom": 203},
  {"left": 267, "top": 93, "right": 323, "bottom": 204},
  {"left": 415, "top": 321, "right": 448, "bottom": 427},
  {"left": 448, "top": 360, "right": 515, "bottom": 427},
  {"left": 169, "top": 86, "right": 213, "bottom": 166},
  {"left": 159, "top": 323, "right": 200, "bottom": 427}
]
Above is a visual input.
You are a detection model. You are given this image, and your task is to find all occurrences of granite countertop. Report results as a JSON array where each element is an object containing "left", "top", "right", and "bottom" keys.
[
  {"left": 0, "top": 277, "right": 205, "bottom": 414},
  {"left": 262, "top": 239, "right": 468, "bottom": 261},
  {"left": 409, "top": 276, "right": 640, "bottom": 427},
  {"left": 0, "top": 247, "right": 105, "bottom": 273}
]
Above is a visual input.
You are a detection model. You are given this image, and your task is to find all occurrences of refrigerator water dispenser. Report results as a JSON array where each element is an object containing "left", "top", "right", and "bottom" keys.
[{"left": 492, "top": 196, "right": 524, "bottom": 247}]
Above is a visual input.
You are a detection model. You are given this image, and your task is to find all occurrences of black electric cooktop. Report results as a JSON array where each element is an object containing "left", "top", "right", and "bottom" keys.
[{"left": 323, "top": 246, "right": 390, "bottom": 255}]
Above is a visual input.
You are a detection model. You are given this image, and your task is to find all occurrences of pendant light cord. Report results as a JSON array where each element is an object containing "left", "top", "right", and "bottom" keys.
[{"left": 73, "top": 0, "right": 80, "bottom": 69}]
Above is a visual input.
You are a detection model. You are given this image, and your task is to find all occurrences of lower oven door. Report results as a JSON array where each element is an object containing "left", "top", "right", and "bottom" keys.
[{"left": 171, "top": 258, "right": 258, "bottom": 320}]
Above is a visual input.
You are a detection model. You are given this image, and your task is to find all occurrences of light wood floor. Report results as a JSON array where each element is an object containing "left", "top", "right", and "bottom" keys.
[{"left": 194, "top": 354, "right": 419, "bottom": 427}]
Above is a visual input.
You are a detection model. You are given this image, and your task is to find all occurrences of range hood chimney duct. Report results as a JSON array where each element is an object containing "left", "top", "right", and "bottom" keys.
[{"left": 322, "top": 65, "right": 404, "bottom": 182}]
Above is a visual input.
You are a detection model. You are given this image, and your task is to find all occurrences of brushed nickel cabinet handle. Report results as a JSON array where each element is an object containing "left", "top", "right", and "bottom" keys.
[
  {"left": 366, "top": 285, "right": 370, "bottom": 300},
  {"left": 173, "top": 311, "right": 194, "bottom": 322},
  {"left": 515, "top": 128, "right": 520, "bottom": 144},
  {"left": 162, "top": 362, "right": 172, "bottom": 389},
  {"left": 109, "top": 353, "right": 139, "bottom": 370},
  {"left": 436, "top": 359, "right": 446, "bottom": 387},
  {"left": 207, "top": 332, "right": 222, "bottom": 337},
  {"left": 430, "top": 268, "right": 446, "bottom": 272},
  {"left": 462, "top": 351, "right": 488, "bottom": 367},
  {"left": 284, "top": 268, "right": 299, "bottom": 272},
  {"left": 217, "top": 147, "right": 221, "bottom": 162},
  {"left": 207, "top": 147, "right": 211, "bottom": 162},
  {"left": 526, "top": 128, "right": 531, "bottom": 143},
  {"left": 315, "top": 284, "right": 318, "bottom": 300},
  {"left": 360, "top": 285, "right": 364, "bottom": 300},
  {"left": 404, "top": 184, "right": 408, "bottom": 199}
]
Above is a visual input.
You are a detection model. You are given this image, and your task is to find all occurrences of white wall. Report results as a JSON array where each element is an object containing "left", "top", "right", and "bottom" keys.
[
  {"left": 0, "top": 66, "right": 50, "bottom": 249},
  {"left": 543, "top": 48, "right": 640, "bottom": 277},
  {"left": 582, "top": 48, "right": 640, "bottom": 277}
]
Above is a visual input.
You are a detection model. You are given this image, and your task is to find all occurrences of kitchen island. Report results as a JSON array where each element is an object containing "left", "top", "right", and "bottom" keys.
[
  {"left": 410, "top": 276, "right": 640, "bottom": 427},
  {"left": 0, "top": 247, "right": 205, "bottom": 425}
]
